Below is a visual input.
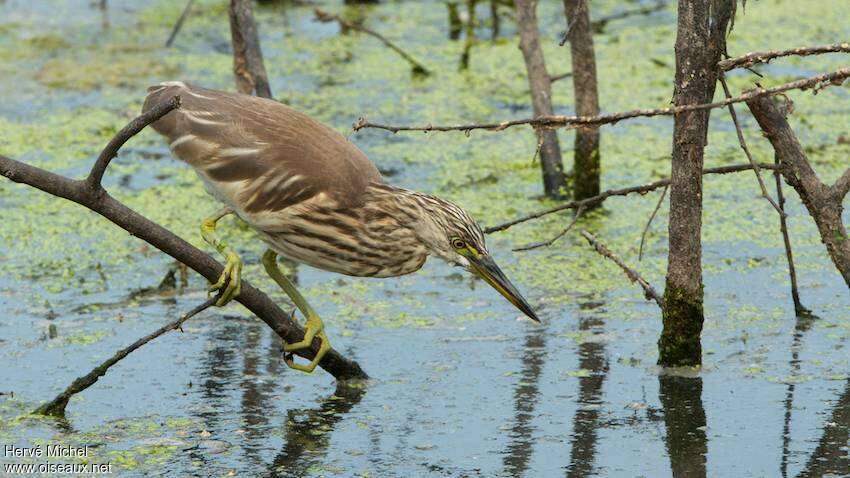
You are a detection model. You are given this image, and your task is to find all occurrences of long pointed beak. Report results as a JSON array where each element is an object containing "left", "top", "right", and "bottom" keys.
[{"left": 469, "top": 255, "right": 540, "bottom": 323}]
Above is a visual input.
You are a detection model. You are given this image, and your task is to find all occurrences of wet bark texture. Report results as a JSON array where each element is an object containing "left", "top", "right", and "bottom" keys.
[
  {"left": 658, "top": 0, "right": 733, "bottom": 367},
  {"left": 515, "top": 0, "right": 566, "bottom": 199},
  {"left": 747, "top": 96, "right": 850, "bottom": 288},
  {"left": 229, "top": 0, "right": 272, "bottom": 99},
  {"left": 563, "top": 0, "right": 601, "bottom": 202}
]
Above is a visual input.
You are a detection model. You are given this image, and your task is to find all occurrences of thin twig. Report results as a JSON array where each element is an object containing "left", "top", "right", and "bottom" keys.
[
  {"left": 85, "top": 95, "right": 181, "bottom": 191},
  {"left": 513, "top": 206, "right": 585, "bottom": 251},
  {"left": 719, "top": 72, "right": 785, "bottom": 216},
  {"left": 558, "top": 0, "right": 584, "bottom": 46},
  {"left": 484, "top": 162, "right": 780, "bottom": 234},
  {"left": 33, "top": 295, "right": 218, "bottom": 417},
  {"left": 590, "top": 0, "right": 667, "bottom": 31},
  {"left": 638, "top": 184, "right": 667, "bottom": 261},
  {"left": 580, "top": 230, "right": 664, "bottom": 308},
  {"left": 549, "top": 71, "right": 573, "bottom": 83},
  {"left": 165, "top": 0, "right": 195, "bottom": 48},
  {"left": 314, "top": 8, "right": 430, "bottom": 76},
  {"left": 719, "top": 42, "right": 850, "bottom": 71},
  {"left": 772, "top": 153, "right": 809, "bottom": 316},
  {"left": 352, "top": 67, "right": 850, "bottom": 134}
]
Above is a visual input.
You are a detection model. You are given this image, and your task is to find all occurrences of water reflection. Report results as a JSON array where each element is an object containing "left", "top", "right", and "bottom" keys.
[
  {"left": 565, "top": 316, "right": 609, "bottom": 478},
  {"left": 781, "top": 313, "right": 817, "bottom": 477},
  {"left": 502, "top": 327, "right": 547, "bottom": 477},
  {"left": 795, "top": 378, "right": 850, "bottom": 478},
  {"left": 189, "top": 321, "right": 242, "bottom": 468},
  {"left": 659, "top": 375, "right": 708, "bottom": 478},
  {"left": 268, "top": 385, "right": 366, "bottom": 478},
  {"left": 239, "top": 322, "right": 284, "bottom": 466}
]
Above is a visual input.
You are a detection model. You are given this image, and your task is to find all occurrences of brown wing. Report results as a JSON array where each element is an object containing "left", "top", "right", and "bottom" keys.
[{"left": 142, "top": 81, "right": 382, "bottom": 213}]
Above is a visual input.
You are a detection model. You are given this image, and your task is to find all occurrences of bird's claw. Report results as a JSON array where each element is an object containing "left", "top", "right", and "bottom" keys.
[
  {"left": 209, "top": 251, "right": 242, "bottom": 306},
  {"left": 283, "top": 330, "right": 330, "bottom": 373},
  {"left": 282, "top": 313, "right": 331, "bottom": 373}
]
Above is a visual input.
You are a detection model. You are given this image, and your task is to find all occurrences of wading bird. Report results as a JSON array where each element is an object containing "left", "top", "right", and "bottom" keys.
[{"left": 143, "top": 82, "right": 539, "bottom": 372}]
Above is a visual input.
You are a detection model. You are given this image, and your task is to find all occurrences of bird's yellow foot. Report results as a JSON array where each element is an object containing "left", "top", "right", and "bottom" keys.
[
  {"left": 283, "top": 312, "right": 331, "bottom": 373},
  {"left": 200, "top": 208, "right": 242, "bottom": 307},
  {"left": 209, "top": 250, "right": 242, "bottom": 306}
]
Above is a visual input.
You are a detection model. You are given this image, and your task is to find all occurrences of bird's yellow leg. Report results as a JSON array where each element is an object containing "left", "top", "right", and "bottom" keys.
[
  {"left": 201, "top": 207, "right": 242, "bottom": 307},
  {"left": 261, "top": 250, "right": 331, "bottom": 373}
]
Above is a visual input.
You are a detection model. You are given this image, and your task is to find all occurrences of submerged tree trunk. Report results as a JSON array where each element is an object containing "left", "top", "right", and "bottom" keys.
[
  {"left": 563, "top": 0, "right": 601, "bottom": 203},
  {"left": 515, "top": 0, "right": 566, "bottom": 199},
  {"left": 229, "top": 0, "right": 272, "bottom": 99},
  {"left": 658, "top": 0, "right": 733, "bottom": 367}
]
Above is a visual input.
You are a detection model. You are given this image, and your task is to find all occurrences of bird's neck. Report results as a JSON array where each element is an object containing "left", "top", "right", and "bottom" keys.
[
  {"left": 360, "top": 183, "right": 439, "bottom": 231},
  {"left": 359, "top": 182, "right": 453, "bottom": 259}
]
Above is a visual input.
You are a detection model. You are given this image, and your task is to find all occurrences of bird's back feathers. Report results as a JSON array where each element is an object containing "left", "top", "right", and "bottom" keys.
[{"left": 142, "top": 81, "right": 382, "bottom": 214}]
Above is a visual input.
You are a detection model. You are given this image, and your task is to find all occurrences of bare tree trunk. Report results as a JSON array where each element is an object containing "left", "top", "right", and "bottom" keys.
[
  {"left": 658, "top": 0, "right": 733, "bottom": 367},
  {"left": 563, "top": 0, "right": 600, "bottom": 203},
  {"left": 229, "top": 0, "right": 272, "bottom": 99},
  {"left": 515, "top": 0, "right": 566, "bottom": 199},
  {"left": 747, "top": 96, "right": 850, "bottom": 288}
]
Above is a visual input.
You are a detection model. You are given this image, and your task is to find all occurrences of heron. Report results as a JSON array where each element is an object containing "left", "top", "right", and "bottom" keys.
[{"left": 143, "top": 81, "right": 539, "bottom": 373}]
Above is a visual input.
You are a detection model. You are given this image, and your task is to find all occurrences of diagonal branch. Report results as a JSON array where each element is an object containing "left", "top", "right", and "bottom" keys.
[
  {"left": 34, "top": 295, "right": 218, "bottom": 417},
  {"left": 718, "top": 73, "right": 785, "bottom": 216},
  {"left": 352, "top": 67, "right": 850, "bottom": 134},
  {"left": 773, "top": 153, "right": 809, "bottom": 316},
  {"left": 747, "top": 95, "right": 850, "bottom": 289},
  {"left": 638, "top": 184, "right": 667, "bottom": 261},
  {"left": 165, "top": 0, "right": 195, "bottom": 48},
  {"left": 513, "top": 206, "right": 584, "bottom": 251},
  {"left": 314, "top": 8, "right": 430, "bottom": 76},
  {"left": 580, "top": 230, "right": 664, "bottom": 308},
  {"left": 86, "top": 95, "right": 181, "bottom": 191},
  {"left": 718, "top": 42, "right": 850, "bottom": 71},
  {"left": 549, "top": 71, "right": 573, "bottom": 83},
  {"left": 484, "top": 163, "right": 780, "bottom": 234},
  {"left": 589, "top": 0, "right": 667, "bottom": 32}
]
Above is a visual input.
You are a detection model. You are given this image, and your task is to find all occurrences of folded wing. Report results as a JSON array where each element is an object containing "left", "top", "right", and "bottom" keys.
[{"left": 142, "top": 81, "right": 382, "bottom": 213}]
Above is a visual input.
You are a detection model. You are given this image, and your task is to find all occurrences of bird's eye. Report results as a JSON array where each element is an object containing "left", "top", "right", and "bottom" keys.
[{"left": 451, "top": 238, "right": 466, "bottom": 249}]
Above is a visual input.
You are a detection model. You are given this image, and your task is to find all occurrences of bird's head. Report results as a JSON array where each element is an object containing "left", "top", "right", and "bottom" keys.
[{"left": 413, "top": 195, "right": 541, "bottom": 323}]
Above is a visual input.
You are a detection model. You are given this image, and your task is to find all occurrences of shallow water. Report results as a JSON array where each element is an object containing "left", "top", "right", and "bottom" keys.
[{"left": 1, "top": 0, "right": 849, "bottom": 476}]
